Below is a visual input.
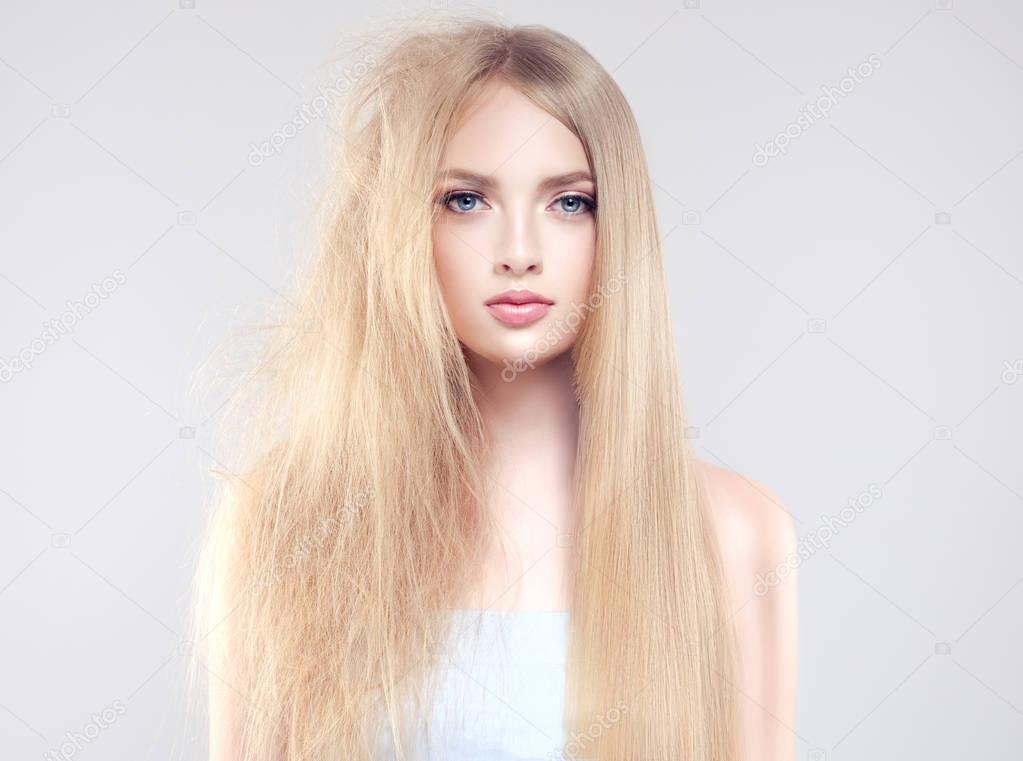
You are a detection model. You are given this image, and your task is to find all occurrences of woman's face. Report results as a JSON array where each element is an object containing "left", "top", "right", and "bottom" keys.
[{"left": 431, "top": 79, "right": 597, "bottom": 377}]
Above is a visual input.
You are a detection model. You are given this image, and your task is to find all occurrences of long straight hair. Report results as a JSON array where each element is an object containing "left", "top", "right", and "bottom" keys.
[{"left": 188, "top": 11, "right": 738, "bottom": 760}]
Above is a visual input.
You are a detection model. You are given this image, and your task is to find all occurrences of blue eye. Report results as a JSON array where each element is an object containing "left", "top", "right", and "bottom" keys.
[
  {"left": 439, "top": 191, "right": 595, "bottom": 216},
  {"left": 442, "top": 192, "right": 482, "bottom": 213},
  {"left": 554, "top": 194, "right": 595, "bottom": 215}
]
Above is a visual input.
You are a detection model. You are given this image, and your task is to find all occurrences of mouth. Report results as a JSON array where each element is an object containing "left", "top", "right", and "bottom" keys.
[{"left": 484, "top": 289, "right": 554, "bottom": 327}]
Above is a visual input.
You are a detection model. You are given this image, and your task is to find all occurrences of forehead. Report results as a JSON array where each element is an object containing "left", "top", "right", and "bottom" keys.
[{"left": 440, "top": 79, "right": 590, "bottom": 180}]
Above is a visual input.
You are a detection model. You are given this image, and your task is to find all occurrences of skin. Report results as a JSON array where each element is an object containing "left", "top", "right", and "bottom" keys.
[
  {"left": 701, "top": 460, "right": 800, "bottom": 761},
  {"left": 432, "top": 78, "right": 597, "bottom": 612},
  {"left": 431, "top": 79, "right": 598, "bottom": 374},
  {"left": 431, "top": 78, "right": 800, "bottom": 760}
]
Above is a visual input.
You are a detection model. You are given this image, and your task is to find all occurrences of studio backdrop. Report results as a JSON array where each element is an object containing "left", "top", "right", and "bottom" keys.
[{"left": 2, "top": 1, "right": 1021, "bottom": 759}]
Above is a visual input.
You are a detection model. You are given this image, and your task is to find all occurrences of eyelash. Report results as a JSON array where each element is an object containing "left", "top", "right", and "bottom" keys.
[{"left": 438, "top": 191, "right": 596, "bottom": 217}]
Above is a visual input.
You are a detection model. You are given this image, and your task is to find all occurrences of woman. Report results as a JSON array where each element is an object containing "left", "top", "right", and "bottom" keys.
[{"left": 190, "top": 12, "right": 798, "bottom": 761}]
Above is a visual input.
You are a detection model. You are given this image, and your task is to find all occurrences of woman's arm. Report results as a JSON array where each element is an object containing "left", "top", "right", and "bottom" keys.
[
  {"left": 204, "top": 484, "right": 289, "bottom": 761},
  {"left": 700, "top": 460, "right": 800, "bottom": 761},
  {"left": 206, "top": 489, "right": 247, "bottom": 761}
]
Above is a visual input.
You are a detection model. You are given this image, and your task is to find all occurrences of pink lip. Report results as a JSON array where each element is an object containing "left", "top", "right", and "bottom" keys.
[
  {"left": 486, "top": 302, "right": 552, "bottom": 326},
  {"left": 484, "top": 289, "right": 554, "bottom": 327}
]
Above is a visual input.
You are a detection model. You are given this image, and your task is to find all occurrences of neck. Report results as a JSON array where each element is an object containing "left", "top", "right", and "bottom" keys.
[{"left": 468, "top": 350, "right": 581, "bottom": 514}]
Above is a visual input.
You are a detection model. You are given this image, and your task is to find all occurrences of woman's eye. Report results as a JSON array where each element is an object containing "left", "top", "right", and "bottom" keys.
[
  {"left": 440, "top": 191, "right": 594, "bottom": 215},
  {"left": 443, "top": 192, "right": 483, "bottom": 213},
  {"left": 553, "top": 194, "right": 595, "bottom": 215}
]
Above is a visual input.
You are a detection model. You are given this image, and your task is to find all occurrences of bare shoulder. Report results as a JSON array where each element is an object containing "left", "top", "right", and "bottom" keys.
[
  {"left": 695, "top": 458, "right": 797, "bottom": 574},
  {"left": 695, "top": 458, "right": 799, "bottom": 760}
]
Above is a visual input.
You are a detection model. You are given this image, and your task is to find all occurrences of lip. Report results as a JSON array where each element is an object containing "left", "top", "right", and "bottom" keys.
[
  {"left": 485, "top": 289, "right": 554, "bottom": 306},
  {"left": 484, "top": 289, "right": 554, "bottom": 327}
]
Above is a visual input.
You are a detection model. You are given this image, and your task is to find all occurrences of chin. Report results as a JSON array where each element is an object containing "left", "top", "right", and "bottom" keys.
[{"left": 466, "top": 337, "right": 573, "bottom": 378}]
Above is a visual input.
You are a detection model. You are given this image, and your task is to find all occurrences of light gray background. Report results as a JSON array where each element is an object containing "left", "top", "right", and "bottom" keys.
[{"left": 2, "top": 1, "right": 1021, "bottom": 759}]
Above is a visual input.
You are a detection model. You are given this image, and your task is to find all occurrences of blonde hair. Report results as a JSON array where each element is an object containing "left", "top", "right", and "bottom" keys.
[{"left": 188, "top": 10, "right": 738, "bottom": 760}]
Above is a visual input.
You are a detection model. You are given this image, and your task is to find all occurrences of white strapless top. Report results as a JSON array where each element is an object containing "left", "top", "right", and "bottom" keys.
[{"left": 375, "top": 608, "right": 570, "bottom": 760}]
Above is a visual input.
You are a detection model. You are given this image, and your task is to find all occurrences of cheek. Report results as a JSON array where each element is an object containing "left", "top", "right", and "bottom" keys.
[
  {"left": 432, "top": 225, "right": 484, "bottom": 320},
  {"left": 546, "top": 223, "right": 597, "bottom": 301}
]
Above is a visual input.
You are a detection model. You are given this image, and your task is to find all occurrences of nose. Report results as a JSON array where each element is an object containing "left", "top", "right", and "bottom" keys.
[{"left": 493, "top": 205, "right": 542, "bottom": 276}]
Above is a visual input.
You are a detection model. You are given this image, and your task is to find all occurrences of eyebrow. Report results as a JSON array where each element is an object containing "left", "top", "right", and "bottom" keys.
[{"left": 435, "top": 169, "right": 595, "bottom": 195}]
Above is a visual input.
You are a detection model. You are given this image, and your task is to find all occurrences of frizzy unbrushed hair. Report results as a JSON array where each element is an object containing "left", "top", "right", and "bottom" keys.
[{"left": 186, "top": 10, "right": 738, "bottom": 760}]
